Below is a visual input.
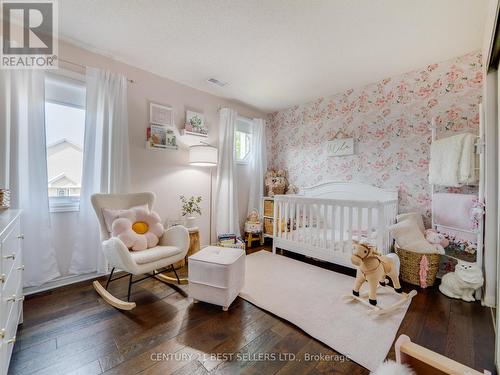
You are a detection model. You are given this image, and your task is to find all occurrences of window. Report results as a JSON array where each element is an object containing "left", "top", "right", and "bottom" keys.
[
  {"left": 45, "top": 72, "right": 86, "bottom": 212},
  {"left": 235, "top": 117, "right": 252, "bottom": 163}
]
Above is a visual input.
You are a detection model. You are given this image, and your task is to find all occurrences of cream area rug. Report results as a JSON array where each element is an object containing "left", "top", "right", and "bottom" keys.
[{"left": 239, "top": 251, "right": 412, "bottom": 371}]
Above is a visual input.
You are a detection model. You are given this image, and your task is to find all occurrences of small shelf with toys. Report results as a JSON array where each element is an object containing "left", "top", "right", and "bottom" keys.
[{"left": 262, "top": 169, "right": 298, "bottom": 239}]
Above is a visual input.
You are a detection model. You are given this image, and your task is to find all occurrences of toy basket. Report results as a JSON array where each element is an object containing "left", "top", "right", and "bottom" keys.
[
  {"left": 0, "top": 189, "right": 10, "bottom": 209},
  {"left": 264, "top": 218, "right": 273, "bottom": 235},
  {"left": 263, "top": 199, "right": 274, "bottom": 217},
  {"left": 395, "top": 244, "right": 440, "bottom": 287}
]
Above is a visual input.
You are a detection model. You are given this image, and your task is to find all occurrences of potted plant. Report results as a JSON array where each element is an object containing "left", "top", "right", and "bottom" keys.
[{"left": 180, "top": 195, "right": 202, "bottom": 228}]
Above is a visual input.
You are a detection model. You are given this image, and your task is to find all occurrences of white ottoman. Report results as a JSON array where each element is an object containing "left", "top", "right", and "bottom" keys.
[{"left": 188, "top": 246, "right": 245, "bottom": 311}]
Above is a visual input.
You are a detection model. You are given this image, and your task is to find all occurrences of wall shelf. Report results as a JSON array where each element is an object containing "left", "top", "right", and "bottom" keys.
[
  {"left": 145, "top": 141, "right": 178, "bottom": 150},
  {"left": 180, "top": 129, "right": 208, "bottom": 138}
]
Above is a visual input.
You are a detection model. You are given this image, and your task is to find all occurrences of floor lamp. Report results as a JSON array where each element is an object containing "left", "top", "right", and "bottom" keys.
[{"left": 189, "top": 143, "right": 218, "bottom": 245}]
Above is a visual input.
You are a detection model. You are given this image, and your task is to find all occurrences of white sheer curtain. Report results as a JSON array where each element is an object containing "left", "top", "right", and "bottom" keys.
[
  {"left": 215, "top": 108, "right": 240, "bottom": 236},
  {"left": 247, "top": 118, "right": 267, "bottom": 216},
  {"left": 0, "top": 70, "right": 60, "bottom": 287},
  {"left": 69, "top": 67, "right": 130, "bottom": 275}
]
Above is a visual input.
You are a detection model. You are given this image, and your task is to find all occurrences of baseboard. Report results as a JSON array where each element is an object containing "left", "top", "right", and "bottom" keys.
[{"left": 23, "top": 272, "right": 108, "bottom": 296}]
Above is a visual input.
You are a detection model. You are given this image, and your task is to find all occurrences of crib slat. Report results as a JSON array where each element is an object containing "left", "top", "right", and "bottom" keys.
[
  {"left": 284, "top": 201, "right": 289, "bottom": 240},
  {"left": 292, "top": 202, "right": 299, "bottom": 242},
  {"left": 302, "top": 203, "right": 306, "bottom": 244},
  {"left": 317, "top": 204, "right": 321, "bottom": 248},
  {"left": 323, "top": 204, "right": 327, "bottom": 249},
  {"left": 367, "top": 207, "right": 373, "bottom": 241},
  {"left": 377, "top": 205, "right": 384, "bottom": 252},
  {"left": 357, "top": 207, "right": 362, "bottom": 242},
  {"left": 339, "top": 205, "right": 344, "bottom": 251},
  {"left": 278, "top": 201, "right": 283, "bottom": 239},
  {"left": 348, "top": 206, "right": 353, "bottom": 249},
  {"left": 331, "top": 205, "right": 336, "bottom": 251},
  {"left": 308, "top": 204, "right": 313, "bottom": 245}
]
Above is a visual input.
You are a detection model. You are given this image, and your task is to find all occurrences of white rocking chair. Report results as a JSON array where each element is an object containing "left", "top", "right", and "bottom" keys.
[{"left": 91, "top": 192, "right": 190, "bottom": 310}]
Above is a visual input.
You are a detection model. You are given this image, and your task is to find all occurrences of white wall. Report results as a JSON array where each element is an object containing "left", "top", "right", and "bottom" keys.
[{"left": 50, "top": 40, "right": 265, "bottom": 275}]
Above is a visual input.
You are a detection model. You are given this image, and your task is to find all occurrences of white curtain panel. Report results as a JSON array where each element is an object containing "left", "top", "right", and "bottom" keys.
[
  {"left": 215, "top": 108, "right": 240, "bottom": 237},
  {"left": 0, "top": 70, "right": 60, "bottom": 287},
  {"left": 69, "top": 67, "right": 130, "bottom": 275},
  {"left": 247, "top": 118, "right": 267, "bottom": 216}
]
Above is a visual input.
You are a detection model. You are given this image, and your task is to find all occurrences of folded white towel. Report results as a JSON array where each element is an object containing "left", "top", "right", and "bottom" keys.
[
  {"left": 459, "top": 133, "right": 477, "bottom": 184},
  {"left": 429, "top": 133, "right": 466, "bottom": 187}
]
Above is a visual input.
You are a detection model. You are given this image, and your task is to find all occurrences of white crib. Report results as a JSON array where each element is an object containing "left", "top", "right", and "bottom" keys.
[{"left": 272, "top": 182, "right": 398, "bottom": 269}]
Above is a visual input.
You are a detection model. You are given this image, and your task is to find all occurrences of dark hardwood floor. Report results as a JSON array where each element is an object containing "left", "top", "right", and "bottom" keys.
[{"left": 9, "top": 245, "right": 496, "bottom": 375}]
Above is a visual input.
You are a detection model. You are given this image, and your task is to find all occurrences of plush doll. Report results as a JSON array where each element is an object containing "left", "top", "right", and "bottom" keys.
[
  {"left": 351, "top": 242, "right": 402, "bottom": 306},
  {"left": 424, "top": 229, "right": 449, "bottom": 254}
]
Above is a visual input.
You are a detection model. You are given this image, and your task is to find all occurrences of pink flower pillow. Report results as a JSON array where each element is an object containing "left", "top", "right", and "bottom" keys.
[{"left": 111, "top": 207, "right": 164, "bottom": 251}]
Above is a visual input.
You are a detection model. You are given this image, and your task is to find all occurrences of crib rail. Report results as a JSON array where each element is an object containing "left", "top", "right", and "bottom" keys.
[{"left": 272, "top": 195, "right": 398, "bottom": 268}]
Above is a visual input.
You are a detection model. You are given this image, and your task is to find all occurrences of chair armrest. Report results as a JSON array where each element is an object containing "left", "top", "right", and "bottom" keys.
[
  {"left": 102, "top": 237, "right": 137, "bottom": 272},
  {"left": 160, "top": 225, "right": 190, "bottom": 256}
]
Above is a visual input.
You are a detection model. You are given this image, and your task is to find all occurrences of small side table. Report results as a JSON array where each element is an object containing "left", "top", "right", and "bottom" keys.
[
  {"left": 245, "top": 231, "right": 264, "bottom": 249},
  {"left": 173, "top": 227, "right": 200, "bottom": 269}
]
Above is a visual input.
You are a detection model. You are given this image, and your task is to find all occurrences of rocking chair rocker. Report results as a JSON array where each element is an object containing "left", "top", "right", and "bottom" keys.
[{"left": 91, "top": 192, "right": 190, "bottom": 310}]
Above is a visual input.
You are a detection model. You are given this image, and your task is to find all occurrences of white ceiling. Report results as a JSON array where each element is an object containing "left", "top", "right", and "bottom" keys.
[{"left": 59, "top": 0, "right": 488, "bottom": 112}]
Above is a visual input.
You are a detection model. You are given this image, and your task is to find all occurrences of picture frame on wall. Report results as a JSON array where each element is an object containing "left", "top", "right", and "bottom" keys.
[
  {"left": 148, "top": 125, "right": 178, "bottom": 149},
  {"left": 150, "top": 102, "right": 174, "bottom": 127},
  {"left": 326, "top": 138, "right": 355, "bottom": 157},
  {"left": 184, "top": 110, "right": 208, "bottom": 136}
]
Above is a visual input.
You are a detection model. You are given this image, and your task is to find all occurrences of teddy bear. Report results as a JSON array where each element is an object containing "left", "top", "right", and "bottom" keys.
[
  {"left": 424, "top": 229, "right": 449, "bottom": 255},
  {"left": 265, "top": 169, "right": 288, "bottom": 196}
]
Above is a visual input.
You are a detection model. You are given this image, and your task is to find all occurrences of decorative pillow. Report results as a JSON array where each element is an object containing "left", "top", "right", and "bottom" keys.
[
  {"left": 111, "top": 207, "right": 164, "bottom": 251},
  {"left": 389, "top": 218, "right": 437, "bottom": 254},
  {"left": 102, "top": 204, "right": 149, "bottom": 233},
  {"left": 396, "top": 212, "right": 425, "bottom": 234}
]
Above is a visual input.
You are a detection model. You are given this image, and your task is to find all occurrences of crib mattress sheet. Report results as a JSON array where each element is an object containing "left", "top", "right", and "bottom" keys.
[{"left": 278, "top": 227, "right": 377, "bottom": 246}]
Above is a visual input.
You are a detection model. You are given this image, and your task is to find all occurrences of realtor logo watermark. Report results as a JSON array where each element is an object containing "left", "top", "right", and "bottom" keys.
[{"left": 1, "top": 0, "right": 58, "bottom": 69}]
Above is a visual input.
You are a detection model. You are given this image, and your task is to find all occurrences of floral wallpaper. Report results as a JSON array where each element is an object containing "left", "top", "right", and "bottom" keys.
[{"left": 267, "top": 51, "right": 483, "bottom": 223}]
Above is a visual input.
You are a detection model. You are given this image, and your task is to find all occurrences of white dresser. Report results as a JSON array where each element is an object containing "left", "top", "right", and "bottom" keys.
[{"left": 0, "top": 210, "right": 23, "bottom": 375}]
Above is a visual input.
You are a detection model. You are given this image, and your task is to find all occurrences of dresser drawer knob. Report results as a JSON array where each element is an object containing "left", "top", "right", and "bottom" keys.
[
  {"left": 17, "top": 265, "right": 25, "bottom": 271},
  {"left": 7, "top": 336, "right": 16, "bottom": 344},
  {"left": 3, "top": 253, "right": 15, "bottom": 260},
  {"left": 0, "top": 329, "right": 4, "bottom": 339},
  {"left": 17, "top": 234, "right": 24, "bottom": 239}
]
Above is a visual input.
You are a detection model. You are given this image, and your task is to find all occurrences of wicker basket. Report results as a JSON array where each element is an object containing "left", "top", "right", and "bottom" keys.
[
  {"left": 264, "top": 218, "right": 273, "bottom": 235},
  {"left": 395, "top": 244, "right": 440, "bottom": 287},
  {"left": 0, "top": 189, "right": 10, "bottom": 209},
  {"left": 263, "top": 199, "right": 274, "bottom": 217}
]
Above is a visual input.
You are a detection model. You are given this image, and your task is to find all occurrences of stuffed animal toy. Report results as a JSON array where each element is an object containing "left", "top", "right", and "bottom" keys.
[
  {"left": 286, "top": 184, "right": 299, "bottom": 195},
  {"left": 265, "top": 169, "right": 288, "bottom": 196},
  {"left": 351, "top": 242, "right": 402, "bottom": 306},
  {"left": 424, "top": 229, "right": 449, "bottom": 254},
  {"left": 371, "top": 360, "right": 416, "bottom": 375}
]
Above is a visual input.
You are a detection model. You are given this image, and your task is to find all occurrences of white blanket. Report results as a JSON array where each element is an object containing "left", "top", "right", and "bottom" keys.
[
  {"left": 429, "top": 133, "right": 477, "bottom": 187},
  {"left": 459, "top": 133, "right": 477, "bottom": 184}
]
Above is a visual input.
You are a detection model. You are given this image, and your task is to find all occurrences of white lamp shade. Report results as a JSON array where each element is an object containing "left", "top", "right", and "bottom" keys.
[{"left": 189, "top": 145, "right": 218, "bottom": 166}]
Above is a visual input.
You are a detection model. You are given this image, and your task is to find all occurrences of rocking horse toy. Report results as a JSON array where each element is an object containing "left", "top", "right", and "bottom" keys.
[{"left": 343, "top": 241, "right": 417, "bottom": 315}]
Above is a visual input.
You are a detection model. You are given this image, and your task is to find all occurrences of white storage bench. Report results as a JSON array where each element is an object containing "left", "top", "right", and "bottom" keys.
[{"left": 188, "top": 246, "right": 245, "bottom": 311}]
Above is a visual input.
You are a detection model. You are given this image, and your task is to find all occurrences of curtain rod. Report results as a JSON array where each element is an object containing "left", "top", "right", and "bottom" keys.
[{"left": 58, "top": 58, "right": 136, "bottom": 83}]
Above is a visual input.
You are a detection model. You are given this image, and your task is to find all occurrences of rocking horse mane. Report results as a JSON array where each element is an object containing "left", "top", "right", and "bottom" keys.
[{"left": 352, "top": 241, "right": 381, "bottom": 257}]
